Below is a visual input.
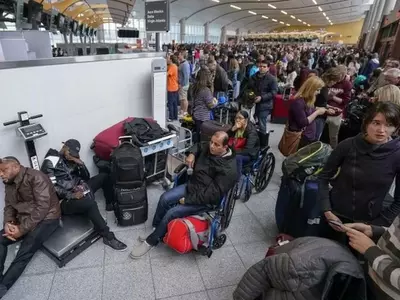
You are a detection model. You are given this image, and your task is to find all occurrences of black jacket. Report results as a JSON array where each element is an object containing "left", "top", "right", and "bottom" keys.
[
  {"left": 248, "top": 72, "right": 278, "bottom": 114},
  {"left": 185, "top": 143, "right": 237, "bottom": 206},
  {"left": 318, "top": 134, "right": 400, "bottom": 226},
  {"left": 213, "top": 65, "right": 231, "bottom": 93},
  {"left": 227, "top": 122, "right": 260, "bottom": 159},
  {"left": 41, "top": 149, "right": 91, "bottom": 200}
]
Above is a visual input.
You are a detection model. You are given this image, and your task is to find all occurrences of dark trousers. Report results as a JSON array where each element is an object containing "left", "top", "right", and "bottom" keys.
[
  {"left": 168, "top": 91, "right": 179, "bottom": 120},
  {"left": 61, "top": 173, "right": 114, "bottom": 240},
  {"left": 298, "top": 135, "right": 314, "bottom": 150},
  {"left": 236, "top": 155, "right": 251, "bottom": 181},
  {"left": 88, "top": 173, "right": 114, "bottom": 206},
  {"left": 146, "top": 184, "right": 208, "bottom": 246},
  {"left": 315, "top": 117, "right": 326, "bottom": 141},
  {"left": 194, "top": 119, "right": 203, "bottom": 143},
  {"left": 0, "top": 219, "right": 59, "bottom": 290}
]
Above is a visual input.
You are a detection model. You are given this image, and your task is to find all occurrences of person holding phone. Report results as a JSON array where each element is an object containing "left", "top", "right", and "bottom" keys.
[
  {"left": 318, "top": 101, "right": 400, "bottom": 243},
  {"left": 340, "top": 218, "right": 400, "bottom": 300}
]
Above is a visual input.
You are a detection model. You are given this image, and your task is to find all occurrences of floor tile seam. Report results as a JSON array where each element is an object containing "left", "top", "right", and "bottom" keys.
[
  {"left": 22, "top": 269, "right": 57, "bottom": 278},
  {"left": 148, "top": 252, "right": 158, "bottom": 300},
  {"left": 46, "top": 270, "right": 57, "bottom": 300},
  {"left": 155, "top": 285, "right": 208, "bottom": 300},
  {"left": 242, "top": 201, "right": 276, "bottom": 236},
  {"left": 54, "top": 262, "right": 104, "bottom": 273},
  {"left": 101, "top": 242, "right": 106, "bottom": 300},
  {"left": 192, "top": 252, "right": 211, "bottom": 300}
]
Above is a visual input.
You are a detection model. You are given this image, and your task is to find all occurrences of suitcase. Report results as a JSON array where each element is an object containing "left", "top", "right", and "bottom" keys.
[
  {"left": 275, "top": 176, "right": 321, "bottom": 238},
  {"left": 271, "top": 93, "right": 295, "bottom": 124},
  {"left": 114, "top": 184, "right": 148, "bottom": 226},
  {"left": 92, "top": 117, "right": 134, "bottom": 161},
  {"left": 200, "top": 120, "right": 232, "bottom": 142}
]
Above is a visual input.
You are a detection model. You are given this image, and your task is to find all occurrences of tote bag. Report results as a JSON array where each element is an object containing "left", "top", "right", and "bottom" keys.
[{"left": 278, "top": 125, "right": 303, "bottom": 157}]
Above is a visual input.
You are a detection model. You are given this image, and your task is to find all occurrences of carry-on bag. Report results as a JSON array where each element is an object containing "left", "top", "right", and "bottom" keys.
[
  {"left": 200, "top": 120, "right": 232, "bottom": 142},
  {"left": 92, "top": 117, "right": 134, "bottom": 160},
  {"left": 163, "top": 216, "right": 209, "bottom": 254},
  {"left": 114, "top": 183, "right": 148, "bottom": 226}
]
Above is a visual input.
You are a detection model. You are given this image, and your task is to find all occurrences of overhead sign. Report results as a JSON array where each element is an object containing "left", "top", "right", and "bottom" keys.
[{"left": 145, "top": 1, "right": 170, "bottom": 32}]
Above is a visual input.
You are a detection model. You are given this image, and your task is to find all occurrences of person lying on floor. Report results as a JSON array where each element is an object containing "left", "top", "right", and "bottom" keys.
[
  {"left": 0, "top": 157, "right": 61, "bottom": 299},
  {"left": 344, "top": 216, "right": 400, "bottom": 300},
  {"left": 41, "top": 139, "right": 127, "bottom": 251},
  {"left": 130, "top": 131, "right": 237, "bottom": 258}
]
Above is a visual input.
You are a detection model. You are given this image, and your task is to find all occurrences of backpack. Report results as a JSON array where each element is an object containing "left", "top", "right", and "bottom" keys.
[
  {"left": 110, "top": 138, "right": 145, "bottom": 187},
  {"left": 124, "top": 118, "right": 165, "bottom": 144},
  {"left": 163, "top": 216, "right": 209, "bottom": 254}
]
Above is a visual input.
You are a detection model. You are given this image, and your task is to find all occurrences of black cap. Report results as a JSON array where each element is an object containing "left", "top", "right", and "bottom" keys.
[{"left": 63, "top": 139, "right": 81, "bottom": 158}]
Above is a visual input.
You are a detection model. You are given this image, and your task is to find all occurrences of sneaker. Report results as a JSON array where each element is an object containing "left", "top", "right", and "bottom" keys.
[
  {"left": 103, "top": 237, "right": 127, "bottom": 251},
  {"left": 138, "top": 228, "right": 155, "bottom": 243},
  {"left": 130, "top": 241, "right": 154, "bottom": 259},
  {"left": 167, "top": 119, "right": 172, "bottom": 122}
]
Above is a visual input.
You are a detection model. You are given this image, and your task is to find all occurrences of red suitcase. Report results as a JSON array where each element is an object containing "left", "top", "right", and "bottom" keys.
[
  {"left": 92, "top": 117, "right": 134, "bottom": 160},
  {"left": 271, "top": 93, "right": 296, "bottom": 124}
]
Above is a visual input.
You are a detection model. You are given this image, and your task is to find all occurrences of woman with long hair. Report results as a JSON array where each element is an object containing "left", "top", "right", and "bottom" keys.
[
  {"left": 192, "top": 68, "right": 217, "bottom": 142},
  {"left": 288, "top": 76, "right": 326, "bottom": 150},
  {"left": 228, "top": 58, "right": 240, "bottom": 99},
  {"left": 374, "top": 84, "right": 400, "bottom": 105}
]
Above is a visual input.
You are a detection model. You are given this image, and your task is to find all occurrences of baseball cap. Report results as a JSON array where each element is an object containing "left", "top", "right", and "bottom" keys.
[{"left": 63, "top": 139, "right": 81, "bottom": 158}]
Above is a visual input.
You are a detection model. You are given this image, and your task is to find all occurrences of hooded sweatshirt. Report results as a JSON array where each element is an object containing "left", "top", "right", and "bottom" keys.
[{"left": 318, "top": 134, "right": 400, "bottom": 226}]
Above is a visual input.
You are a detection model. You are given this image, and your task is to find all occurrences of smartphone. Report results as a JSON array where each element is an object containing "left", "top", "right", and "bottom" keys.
[{"left": 328, "top": 220, "right": 343, "bottom": 227}]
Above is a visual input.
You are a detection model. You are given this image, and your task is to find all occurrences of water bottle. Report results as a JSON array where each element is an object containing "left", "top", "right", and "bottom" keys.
[{"left": 187, "top": 167, "right": 193, "bottom": 176}]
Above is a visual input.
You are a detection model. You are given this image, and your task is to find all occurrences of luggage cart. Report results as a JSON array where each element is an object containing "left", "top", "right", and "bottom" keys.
[{"left": 161, "top": 124, "right": 193, "bottom": 190}]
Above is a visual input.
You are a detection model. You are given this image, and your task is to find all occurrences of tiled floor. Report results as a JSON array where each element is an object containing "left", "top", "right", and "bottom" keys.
[{"left": 3, "top": 123, "right": 285, "bottom": 300}]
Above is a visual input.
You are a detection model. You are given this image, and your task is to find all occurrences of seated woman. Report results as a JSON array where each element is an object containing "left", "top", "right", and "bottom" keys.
[
  {"left": 344, "top": 216, "right": 400, "bottom": 300},
  {"left": 227, "top": 111, "right": 260, "bottom": 180},
  {"left": 288, "top": 76, "right": 327, "bottom": 150},
  {"left": 319, "top": 101, "right": 400, "bottom": 242}
]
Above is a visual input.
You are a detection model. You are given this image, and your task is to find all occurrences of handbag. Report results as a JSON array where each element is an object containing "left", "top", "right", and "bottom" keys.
[{"left": 278, "top": 124, "right": 303, "bottom": 157}]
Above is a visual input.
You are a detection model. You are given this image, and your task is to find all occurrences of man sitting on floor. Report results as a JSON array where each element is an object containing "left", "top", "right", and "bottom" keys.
[
  {"left": 41, "top": 139, "right": 127, "bottom": 251},
  {"left": 130, "top": 131, "right": 237, "bottom": 258},
  {"left": 0, "top": 157, "right": 61, "bottom": 298}
]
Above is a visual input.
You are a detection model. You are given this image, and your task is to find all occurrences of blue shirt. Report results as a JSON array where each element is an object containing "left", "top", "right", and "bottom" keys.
[{"left": 179, "top": 60, "right": 190, "bottom": 87}]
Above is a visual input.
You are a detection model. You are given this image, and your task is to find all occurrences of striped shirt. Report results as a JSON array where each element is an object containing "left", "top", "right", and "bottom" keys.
[
  {"left": 365, "top": 216, "right": 400, "bottom": 299},
  {"left": 193, "top": 87, "right": 213, "bottom": 122}
]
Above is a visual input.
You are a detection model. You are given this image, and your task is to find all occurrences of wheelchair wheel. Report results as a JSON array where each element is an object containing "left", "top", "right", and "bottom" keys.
[
  {"left": 212, "top": 234, "right": 227, "bottom": 250},
  {"left": 243, "top": 178, "right": 252, "bottom": 203},
  {"left": 254, "top": 152, "right": 276, "bottom": 193},
  {"left": 221, "top": 188, "right": 236, "bottom": 230}
]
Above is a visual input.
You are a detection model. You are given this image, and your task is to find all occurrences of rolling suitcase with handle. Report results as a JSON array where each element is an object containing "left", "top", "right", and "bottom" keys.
[{"left": 200, "top": 120, "right": 232, "bottom": 142}]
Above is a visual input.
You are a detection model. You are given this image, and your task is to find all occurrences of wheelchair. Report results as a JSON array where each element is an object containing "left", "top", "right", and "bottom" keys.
[
  {"left": 170, "top": 163, "right": 236, "bottom": 258},
  {"left": 234, "top": 130, "right": 276, "bottom": 203}
]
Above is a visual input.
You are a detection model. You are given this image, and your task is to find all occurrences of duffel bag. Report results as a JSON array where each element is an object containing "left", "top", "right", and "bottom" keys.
[
  {"left": 200, "top": 120, "right": 232, "bottom": 142},
  {"left": 163, "top": 216, "right": 209, "bottom": 254},
  {"left": 114, "top": 184, "right": 148, "bottom": 226}
]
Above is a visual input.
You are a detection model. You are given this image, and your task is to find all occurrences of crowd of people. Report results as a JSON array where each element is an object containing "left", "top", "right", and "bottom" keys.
[{"left": 1, "top": 41, "right": 400, "bottom": 299}]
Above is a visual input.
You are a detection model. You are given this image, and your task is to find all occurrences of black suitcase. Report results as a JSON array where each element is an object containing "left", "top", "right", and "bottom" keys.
[
  {"left": 200, "top": 120, "right": 232, "bottom": 142},
  {"left": 114, "top": 183, "right": 148, "bottom": 226}
]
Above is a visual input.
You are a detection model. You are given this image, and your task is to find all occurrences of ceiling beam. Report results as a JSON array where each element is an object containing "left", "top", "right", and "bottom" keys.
[
  {"left": 224, "top": 6, "right": 367, "bottom": 28},
  {"left": 204, "top": 1, "right": 366, "bottom": 24}
]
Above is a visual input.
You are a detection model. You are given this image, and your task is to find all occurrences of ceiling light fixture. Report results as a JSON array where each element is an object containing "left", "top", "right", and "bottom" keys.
[
  {"left": 313, "top": 0, "right": 317, "bottom": 4},
  {"left": 268, "top": 4, "right": 277, "bottom": 9},
  {"left": 261, "top": 15, "right": 269, "bottom": 19},
  {"left": 323, "top": 12, "right": 326, "bottom": 16},
  {"left": 272, "top": 18, "right": 277, "bottom": 22},
  {"left": 297, "top": 19, "right": 302, "bottom": 22},
  {"left": 318, "top": 6, "right": 323, "bottom": 11},
  {"left": 287, "top": 24, "right": 290, "bottom": 26},
  {"left": 211, "top": 0, "right": 220, "bottom": 2},
  {"left": 290, "top": 15, "right": 296, "bottom": 19},
  {"left": 307, "top": 24, "right": 311, "bottom": 27},
  {"left": 281, "top": 10, "right": 287, "bottom": 15},
  {"left": 280, "top": 21, "right": 284, "bottom": 24},
  {"left": 248, "top": 10, "right": 257, "bottom": 15},
  {"left": 303, "top": 21, "right": 307, "bottom": 24},
  {"left": 230, "top": 4, "right": 241, "bottom": 10}
]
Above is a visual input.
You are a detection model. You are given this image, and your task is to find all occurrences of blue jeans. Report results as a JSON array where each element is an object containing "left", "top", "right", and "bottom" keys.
[
  {"left": 257, "top": 110, "right": 271, "bottom": 134},
  {"left": 236, "top": 155, "right": 251, "bottom": 180},
  {"left": 315, "top": 117, "right": 326, "bottom": 141},
  {"left": 167, "top": 91, "right": 179, "bottom": 120},
  {"left": 146, "top": 184, "right": 209, "bottom": 246}
]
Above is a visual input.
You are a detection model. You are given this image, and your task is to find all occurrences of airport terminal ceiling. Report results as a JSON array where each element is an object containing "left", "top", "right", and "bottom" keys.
[{"left": 37, "top": 0, "right": 374, "bottom": 31}]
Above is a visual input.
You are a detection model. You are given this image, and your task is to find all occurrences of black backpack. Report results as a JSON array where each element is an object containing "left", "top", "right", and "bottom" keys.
[{"left": 110, "top": 139, "right": 144, "bottom": 187}]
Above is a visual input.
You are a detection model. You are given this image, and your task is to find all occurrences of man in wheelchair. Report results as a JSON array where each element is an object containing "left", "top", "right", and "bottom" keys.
[{"left": 130, "top": 131, "right": 237, "bottom": 258}]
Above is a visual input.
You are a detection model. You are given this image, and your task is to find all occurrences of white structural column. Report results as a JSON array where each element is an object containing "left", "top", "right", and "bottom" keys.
[
  {"left": 204, "top": 22, "right": 210, "bottom": 42},
  {"left": 180, "top": 19, "right": 186, "bottom": 43},
  {"left": 220, "top": 26, "right": 227, "bottom": 44},
  {"left": 371, "top": 0, "right": 397, "bottom": 48},
  {"left": 97, "top": 24, "right": 105, "bottom": 43},
  {"left": 360, "top": 10, "right": 371, "bottom": 35},
  {"left": 383, "top": 0, "right": 397, "bottom": 15},
  {"left": 236, "top": 28, "right": 240, "bottom": 43}
]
